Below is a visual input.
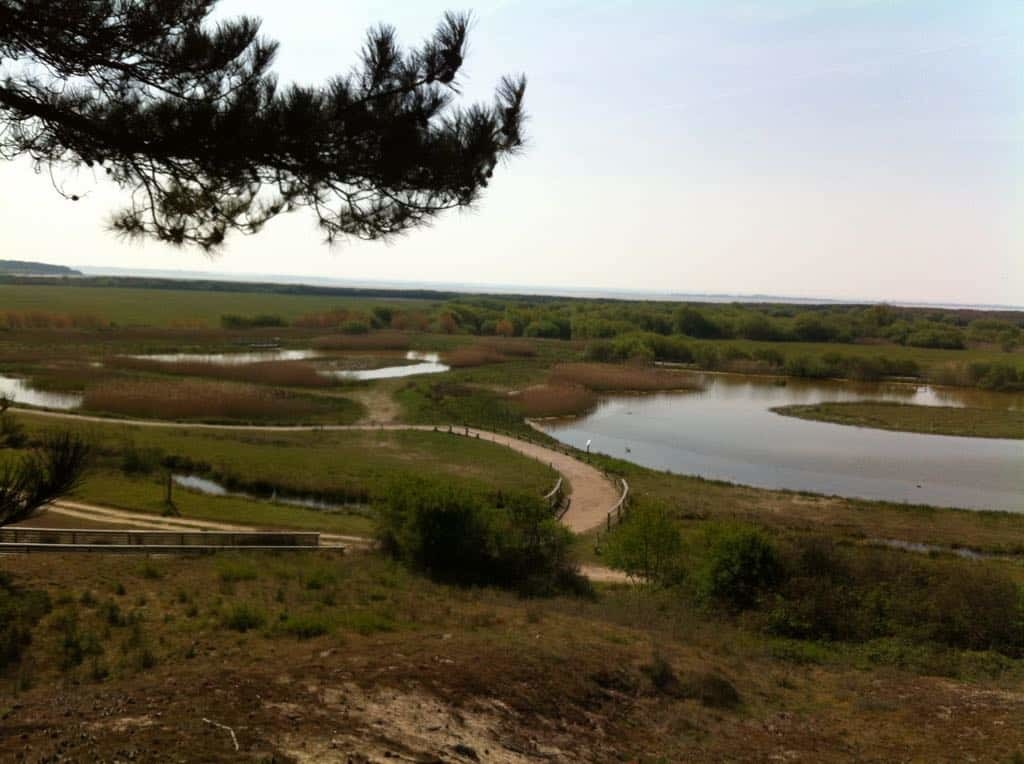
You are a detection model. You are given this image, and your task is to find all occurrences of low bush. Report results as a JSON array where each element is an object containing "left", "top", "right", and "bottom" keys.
[
  {"left": 695, "top": 524, "right": 783, "bottom": 610},
  {"left": 376, "top": 478, "right": 586, "bottom": 595},
  {"left": 222, "top": 604, "right": 266, "bottom": 632},
  {"left": 604, "top": 502, "right": 683, "bottom": 586}
]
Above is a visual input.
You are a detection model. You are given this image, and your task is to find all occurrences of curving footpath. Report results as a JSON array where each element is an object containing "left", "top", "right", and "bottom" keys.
[{"left": 15, "top": 408, "right": 622, "bottom": 534}]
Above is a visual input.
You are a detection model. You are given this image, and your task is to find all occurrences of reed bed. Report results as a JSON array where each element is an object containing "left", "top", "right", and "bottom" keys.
[
  {"left": 109, "top": 358, "right": 332, "bottom": 387},
  {"left": 442, "top": 347, "right": 508, "bottom": 368},
  {"left": 550, "top": 363, "right": 703, "bottom": 392},
  {"left": 1, "top": 310, "right": 109, "bottom": 329},
  {"left": 293, "top": 308, "right": 370, "bottom": 329},
  {"left": 312, "top": 331, "right": 410, "bottom": 351},
  {"left": 83, "top": 379, "right": 324, "bottom": 420},
  {"left": 513, "top": 384, "right": 597, "bottom": 418},
  {"left": 477, "top": 338, "right": 537, "bottom": 357}
]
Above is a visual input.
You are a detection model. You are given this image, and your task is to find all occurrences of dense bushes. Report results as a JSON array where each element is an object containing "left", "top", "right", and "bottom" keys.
[
  {"left": 604, "top": 519, "right": 1024, "bottom": 658},
  {"left": 766, "top": 537, "right": 1024, "bottom": 655},
  {"left": 376, "top": 479, "right": 586, "bottom": 595},
  {"left": 928, "top": 361, "right": 1024, "bottom": 391}
]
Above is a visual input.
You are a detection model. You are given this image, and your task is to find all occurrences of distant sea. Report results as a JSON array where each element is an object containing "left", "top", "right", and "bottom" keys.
[{"left": 77, "top": 266, "right": 1024, "bottom": 312}]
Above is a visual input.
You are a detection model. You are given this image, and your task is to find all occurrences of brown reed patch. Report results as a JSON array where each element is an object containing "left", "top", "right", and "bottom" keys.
[
  {"left": 1, "top": 310, "right": 109, "bottom": 330},
  {"left": 83, "top": 379, "right": 323, "bottom": 420},
  {"left": 109, "top": 357, "right": 332, "bottom": 387},
  {"left": 477, "top": 338, "right": 537, "bottom": 357},
  {"left": 442, "top": 347, "right": 508, "bottom": 368},
  {"left": 514, "top": 384, "right": 597, "bottom": 418},
  {"left": 550, "top": 363, "right": 703, "bottom": 392},
  {"left": 293, "top": 308, "right": 369, "bottom": 329},
  {"left": 312, "top": 331, "right": 410, "bottom": 351}
]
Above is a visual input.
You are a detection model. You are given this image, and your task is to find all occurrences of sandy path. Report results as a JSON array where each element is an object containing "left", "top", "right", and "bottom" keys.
[
  {"left": 46, "top": 500, "right": 370, "bottom": 548},
  {"left": 16, "top": 408, "right": 623, "bottom": 533}
]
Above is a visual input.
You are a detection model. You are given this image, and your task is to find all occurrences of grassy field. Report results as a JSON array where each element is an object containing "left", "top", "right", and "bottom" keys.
[
  {"left": 75, "top": 470, "right": 377, "bottom": 535},
  {"left": 0, "top": 283, "right": 435, "bottom": 326},
  {"left": 774, "top": 401, "right": 1024, "bottom": 439},
  {"left": 16, "top": 411, "right": 558, "bottom": 507}
]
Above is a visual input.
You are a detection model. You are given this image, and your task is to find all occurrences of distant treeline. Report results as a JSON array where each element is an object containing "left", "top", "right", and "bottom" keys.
[
  {"left": 4, "top": 274, "right": 1023, "bottom": 354},
  {"left": 0, "top": 260, "right": 81, "bottom": 276}
]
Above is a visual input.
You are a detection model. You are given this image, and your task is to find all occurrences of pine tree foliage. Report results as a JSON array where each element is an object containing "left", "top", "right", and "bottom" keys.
[
  {"left": 0, "top": 431, "right": 91, "bottom": 526},
  {"left": 0, "top": 2, "right": 527, "bottom": 249}
]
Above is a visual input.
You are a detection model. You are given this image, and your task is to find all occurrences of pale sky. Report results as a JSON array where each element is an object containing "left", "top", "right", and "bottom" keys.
[{"left": 1, "top": 0, "right": 1021, "bottom": 305}]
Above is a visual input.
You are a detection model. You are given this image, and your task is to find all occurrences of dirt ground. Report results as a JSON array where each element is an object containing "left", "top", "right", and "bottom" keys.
[{"left": 3, "top": 553, "right": 1024, "bottom": 762}]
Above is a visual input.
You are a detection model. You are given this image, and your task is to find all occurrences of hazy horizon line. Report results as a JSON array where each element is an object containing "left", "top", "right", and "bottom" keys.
[{"left": 68, "top": 264, "right": 1024, "bottom": 313}]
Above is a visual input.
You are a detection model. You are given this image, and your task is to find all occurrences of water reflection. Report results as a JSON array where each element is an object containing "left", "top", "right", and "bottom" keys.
[
  {"left": 172, "top": 474, "right": 350, "bottom": 511},
  {"left": 0, "top": 375, "right": 82, "bottom": 410},
  {"left": 129, "top": 349, "right": 319, "bottom": 364},
  {"left": 542, "top": 372, "right": 1024, "bottom": 513},
  {"left": 321, "top": 351, "right": 449, "bottom": 380}
]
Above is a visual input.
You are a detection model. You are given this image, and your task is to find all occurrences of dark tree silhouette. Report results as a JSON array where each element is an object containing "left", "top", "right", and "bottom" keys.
[
  {"left": 0, "top": 2, "right": 526, "bottom": 249},
  {"left": 0, "top": 431, "right": 91, "bottom": 526}
]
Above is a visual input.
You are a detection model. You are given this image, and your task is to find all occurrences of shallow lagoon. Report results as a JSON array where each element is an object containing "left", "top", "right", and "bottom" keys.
[{"left": 541, "top": 372, "right": 1024, "bottom": 512}]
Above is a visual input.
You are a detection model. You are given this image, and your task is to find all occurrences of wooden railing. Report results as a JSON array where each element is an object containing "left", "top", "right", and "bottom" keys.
[
  {"left": 0, "top": 528, "right": 319, "bottom": 549},
  {"left": 605, "top": 478, "right": 630, "bottom": 531}
]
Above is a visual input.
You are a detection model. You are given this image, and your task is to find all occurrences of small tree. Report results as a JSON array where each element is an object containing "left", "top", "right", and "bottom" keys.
[
  {"left": 0, "top": 432, "right": 91, "bottom": 526},
  {"left": 603, "top": 502, "right": 683, "bottom": 588}
]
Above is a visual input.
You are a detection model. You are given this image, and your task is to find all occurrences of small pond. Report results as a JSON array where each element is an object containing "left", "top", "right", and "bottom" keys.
[
  {"left": 540, "top": 372, "right": 1024, "bottom": 513},
  {"left": 128, "top": 349, "right": 319, "bottom": 364},
  {"left": 0, "top": 375, "right": 83, "bottom": 410},
  {"left": 321, "top": 351, "right": 449, "bottom": 380},
  {"left": 172, "top": 474, "right": 352, "bottom": 512}
]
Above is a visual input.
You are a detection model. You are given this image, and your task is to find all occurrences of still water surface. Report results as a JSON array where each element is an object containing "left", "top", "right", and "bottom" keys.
[
  {"left": 321, "top": 351, "right": 449, "bottom": 380},
  {"left": 0, "top": 375, "right": 83, "bottom": 409},
  {"left": 129, "top": 349, "right": 319, "bottom": 364},
  {"left": 172, "top": 474, "right": 348, "bottom": 511},
  {"left": 541, "top": 373, "right": 1023, "bottom": 512}
]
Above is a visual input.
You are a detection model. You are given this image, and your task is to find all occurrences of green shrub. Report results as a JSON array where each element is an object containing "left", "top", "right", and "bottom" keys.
[
  {"left": 766, "top": 537, "right": 1024, "bottom": 657},
  {"left": 277, "top": 613, "right": 332, "bottom": 639},
  {"left": 120, "top": 442, "right": 164, "bottom": 474},
  {"left": 376, "top": 478, "right": 585, "bottom": 595},
  {"left": 222, "top": 604, "right": 266, "bottom": 632},
  {"left": 604, "top": 502, "right": 683, "bottom": 586},
  {"left": 697, "top": 524, "right": 782, "bottom": 610}
]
